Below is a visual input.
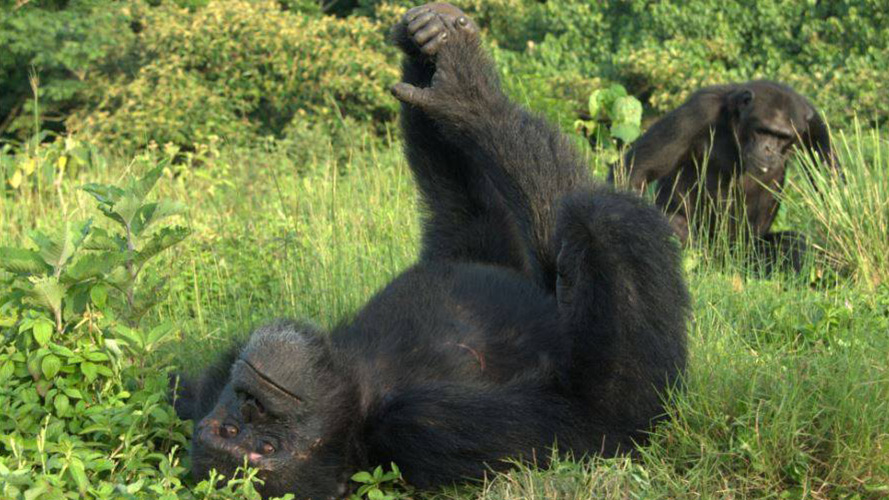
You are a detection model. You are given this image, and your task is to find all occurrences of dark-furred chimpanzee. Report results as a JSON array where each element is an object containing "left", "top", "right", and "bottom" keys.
[
  {"left": 609, "top": 81, "right": 838, "bottom": 271},
  {"left": 173, "top": 4, "right": 688, "bottom": 499}
]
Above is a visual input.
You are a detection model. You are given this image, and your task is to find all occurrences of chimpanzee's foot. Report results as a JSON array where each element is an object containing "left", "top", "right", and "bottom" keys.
[{"left": 392, "top": 2, "right": 479, "bottom": 59}]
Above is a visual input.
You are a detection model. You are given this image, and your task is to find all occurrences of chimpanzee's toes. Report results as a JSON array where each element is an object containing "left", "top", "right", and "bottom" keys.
[{"left": 394, "top": 2, "right": 478, "bottom": 58}]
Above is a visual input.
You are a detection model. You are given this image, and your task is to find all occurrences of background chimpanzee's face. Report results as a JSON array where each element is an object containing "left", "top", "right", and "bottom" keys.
[
  {"left": 730, "top": 85, "right": 813, "bottom": 178},
  {"left": 189, "top": 323, "right": 356, "bottom": 499}
]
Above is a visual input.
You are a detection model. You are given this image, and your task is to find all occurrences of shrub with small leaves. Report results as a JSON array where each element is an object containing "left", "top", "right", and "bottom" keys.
[
  {"left": 349, "top": 463, "right": 413, "bottom": 500},
  {"left": 69, "top": 0, "right": 399, "bottom": 153},
  {"left": 0, "top": 151, "right": 288, "bottom": 499}
]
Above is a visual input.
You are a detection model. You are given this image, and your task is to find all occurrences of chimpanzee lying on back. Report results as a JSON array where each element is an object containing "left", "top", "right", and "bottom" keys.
[
  {"left": 610, "top": 81, "right": 838, "bottom": 272},
  {"left": 173, "top": 4, "right": 688, "bottom": 499}
]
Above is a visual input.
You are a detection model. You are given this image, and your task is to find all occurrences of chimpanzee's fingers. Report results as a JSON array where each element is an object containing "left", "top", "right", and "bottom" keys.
[
  {"left": 390, "top": 82, "right": 434, "bottom": 109},
  {"left": 403, "top": 5, "right": 430, "bottom": 24},
  {"left": 408, "top": 11, "right": 437, "bottom": 35},
  {"left": 414, "top": 21, "right": 444, "bottom": 46}
]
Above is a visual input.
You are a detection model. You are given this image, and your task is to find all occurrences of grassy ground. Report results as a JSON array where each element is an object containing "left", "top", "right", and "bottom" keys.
[{"left": 1, "top": 124, "right": 888, "bottom": 499}]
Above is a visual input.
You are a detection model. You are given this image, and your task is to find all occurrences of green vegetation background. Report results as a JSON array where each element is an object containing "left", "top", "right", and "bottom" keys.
[{"left": 0, "top": 1, "right": 887, "bottom": 499}]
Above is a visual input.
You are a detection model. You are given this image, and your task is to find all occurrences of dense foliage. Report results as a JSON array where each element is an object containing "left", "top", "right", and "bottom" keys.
[
  {"left": 524, "top": 0, "right": 889, "bottom": 126},
  {"left": 4, "top": 0, "right": 885, "bottom": 152}
]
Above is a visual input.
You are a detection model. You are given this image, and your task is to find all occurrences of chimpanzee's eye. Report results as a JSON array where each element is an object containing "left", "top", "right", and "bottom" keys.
[{"left": 260, "top": 441, "right": 276, "bottom": 455}]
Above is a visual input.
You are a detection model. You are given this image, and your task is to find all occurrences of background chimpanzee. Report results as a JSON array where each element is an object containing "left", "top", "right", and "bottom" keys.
[
  {"left": 173, "top": 3, "right": 688, "bottom": 499},
  {"left": 609, "top": 81, "right": 838, "bottom": 271}
]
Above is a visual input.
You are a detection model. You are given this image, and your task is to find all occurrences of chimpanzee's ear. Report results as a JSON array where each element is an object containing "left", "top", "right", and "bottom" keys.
[
  {"left": 169, "top": 341, "right": 244, "bottom": 421},
  {"left": 727, "top": 89, "right": 755, "bottom": 114}
]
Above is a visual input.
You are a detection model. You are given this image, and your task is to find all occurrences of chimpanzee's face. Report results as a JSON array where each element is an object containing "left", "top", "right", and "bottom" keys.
[
  {"left": 189, "top": 323, "right": 355, "bottom": 499},
  {"left": 729, "top": 85, "right": 812, "bottom": 178},
  {"left": 740, "top": 118, "right": 796, "bottom": 177}
]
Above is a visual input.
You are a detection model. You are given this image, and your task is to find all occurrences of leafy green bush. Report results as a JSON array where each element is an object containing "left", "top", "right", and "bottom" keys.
[
  {"left": 574, "top": 83, "right": 642, "bottom": 162},
  {"left": 67, "top": 0, "right": 398, "bottom": 152},
  {"left": 0, "top": 152, "right": 295, "bottom": 499},
  {"left": 514, "top": 0, "right": 888, "bottom": 126},
  {"left": 0, "top": 0, "right": 135, "bottom": 140}
]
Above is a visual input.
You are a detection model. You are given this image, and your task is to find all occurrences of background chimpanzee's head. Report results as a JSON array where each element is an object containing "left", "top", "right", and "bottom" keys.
[
  {"left": 727, "top": 81, "right": 821, "bottom": 178},
  {"left": 188, "top": 321, "right": 359, "bottom": 499}
]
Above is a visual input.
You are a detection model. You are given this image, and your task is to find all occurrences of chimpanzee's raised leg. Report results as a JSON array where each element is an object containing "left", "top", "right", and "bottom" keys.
[
  {"left": 392, "top": 7, "right": 589, "bottom": 289},
  {"left": 392, "top": 4, "right": 529, "bottom": 273}
]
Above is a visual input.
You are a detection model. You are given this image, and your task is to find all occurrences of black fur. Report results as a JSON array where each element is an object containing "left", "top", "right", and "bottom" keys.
[
  {"left": 610, "top": 80, "right": 838, "bottom": 272},
  {"left": 174, "top": 4, "right": 688, "bottom": 499}
]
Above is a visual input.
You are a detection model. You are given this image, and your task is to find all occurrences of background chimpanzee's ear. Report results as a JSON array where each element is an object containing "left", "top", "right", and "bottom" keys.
[{"left": 727, "top": 89, "right": 755, "bottom": 114}]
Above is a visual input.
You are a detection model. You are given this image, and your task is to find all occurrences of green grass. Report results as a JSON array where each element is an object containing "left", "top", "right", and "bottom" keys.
[{"left": 1, "top": 126, "right": 888, "bottom": 499}]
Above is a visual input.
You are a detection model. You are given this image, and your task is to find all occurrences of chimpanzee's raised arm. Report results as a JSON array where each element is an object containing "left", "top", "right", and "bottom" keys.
[{"left": 609, "top": 87, "right": 726, "bottom": 191}]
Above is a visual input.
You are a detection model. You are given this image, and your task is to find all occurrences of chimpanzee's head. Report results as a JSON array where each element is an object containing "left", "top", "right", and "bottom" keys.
[
  {"left": 727, "top": 81, "right": 818, "bottom": 178},
  {"left": 189, "top": 322, "right": 358, "bottom": 499}
]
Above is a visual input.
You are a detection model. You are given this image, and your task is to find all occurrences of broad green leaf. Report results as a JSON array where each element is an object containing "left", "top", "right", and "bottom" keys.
[
  {"left": 0, "top": 361, "right": 14, "bottom": 383},
  {"left": 96, "top": 365, "right": 114, "bottom": 377},
  {"left": 90, "top": 283, "right": 109, "bottom": 309},
  {"left": 111, "top": 193, "right": 143, "bottom": 229},
  {"left": 81, "top": 183, "right": 125, "bottom": 205},
  {"left": 610, "top": 122, "right": 642, "bottom": 143},
  {"left": 27, "top": 352, "right": 43, "bottom": 380},
  {"left": 27, "top": 276, "right": 66, "bottom": 314},
  {"left": 33, "top": 319, "right": 53, "bottom": 346},
  {"left": 105, "top": 266, "right": 132, "bottom": 290},
  {"left": 599, "top": 84, "right": 627, "bottom": 110},
  {"left": 81, "top": 362, "right": 98, "bottom": 382},
  {"left": 0, "top": 247, "right": 51, "bottom": 274},
  {"left": 68, "top": 457, "right": 90, "bottom": 494},
  {"left": 133, "top": 226, "right": 191, "bottom": 270},
  {"left": 49, "top": 344, "right": 76, "bottom": 358},
  {"left": 146, "top": 321, "right": 175, "bottom": 348},
  {"left": 53, "top": 393, "right": 70, "bottom": 415},
  {"left": 133, "top": 164, "right": 166, "bottom": 201},
  {"left": 29, "top": 220, "right": 92, "bottom": 272},
  {"left": 367, "top": 488, "right": 386, "bottom": 500},
  {"left": 131, "top": 200, "right": 187, "bottom": 236},
  {"left": 351, "top": 472, "right": 373, "bottom": 484},
  {"left": 115, "top": 324, "right": 145, "bottom": 350},
  {"left": 65, "top": 252, "right": 125, "bottom": 282},
  {"left": 587, "top": 89, "right": 601, "bottom": 118},
  {"left": 83, "top": 227, "right": 124, "bottom": 251},
  {"left": 41, "top": 354, "right": 62, "bottom": 379},
  {"left": 126, "top": 478, "right": 145, "bottom": 494},
  {"left": 83, "top": 351, "right": 109, "bottom": 362},
  {"left": 63, "top": 387, "right": 83, "bottom": 399},
  {"left": 35, "top": 379, "right": 53, "bottom": 397},
  {"left": 612, "top": 96, "right": 643, "bottom": 128}
]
